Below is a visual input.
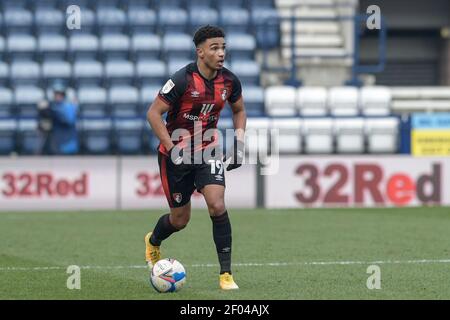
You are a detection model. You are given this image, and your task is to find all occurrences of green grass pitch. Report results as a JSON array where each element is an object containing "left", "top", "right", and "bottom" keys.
[{"left": 1, "top": 207, "right": 450, "bottom": 299}]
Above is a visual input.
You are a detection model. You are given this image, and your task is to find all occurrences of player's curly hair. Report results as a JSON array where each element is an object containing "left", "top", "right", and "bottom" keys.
[{"left": 193, "top": 25, "right": 225, "bottom": 47}]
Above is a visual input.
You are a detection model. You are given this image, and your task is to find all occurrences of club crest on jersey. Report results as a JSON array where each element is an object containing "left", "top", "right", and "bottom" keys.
[
  {"left": 200, "top": 103, "right": 215, "bottom": 115},
  {"left": 221, "top": 89, "right": 228, "bottom": 101},
  {"left": 173, "top": 193, "right": 182, "bottom": 203}
]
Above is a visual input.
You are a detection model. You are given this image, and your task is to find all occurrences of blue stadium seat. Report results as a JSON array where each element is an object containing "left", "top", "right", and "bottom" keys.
[
  {"left": 162, "top": 33, "right": 194, "bottom": 60},
  {"left": 95, "top": 0, "right": 121, "bottom": 8},
  {"left": 10, "top": 61, "right": 41, "bottom": 86},
  {"left": 97, "top": 8, "right": 127, "bottom": 34},
  {"left": 158, "top": 8, "right": 188, "bottom": 34},
  {"left": 220, "top": 8, "right": 249, "bottom": 33},
  {"left": 77, "top": 87, "right": 108, "bottom": 116},
  {"left": 17, "top": 118, "right": 41, "bottom": 155},
  {"left": 37, "top": 34, "right": 67, "bottom": 61},
  {"left": 188, "top": 0, "right": 212, "bottom": 9},
  {"left": 140, "top": 85, "right": 162, "bottom": 114},
  {"left": 2, "top": 0, "right": 28, "bottom": 9},
  {"left": 0, "top": 37, "right": 4, "bottom": 61},
  {"left": 100, "top": 34, "right": 130, "bottom": 61},
  {"left": 189, "top": 8, "right": 219, "bottom": 33},
  {"left": 109, "top": 86, "right": 140, "bottom": 117},
  {"left": 230, "top": 60, "right": 260, "bottom": 85},
  {"left": 242, "top": 86, "right": 265, "bottom": 116},
  {"left": 136, "top": 60, "right": 167, "bottom": 86},
  {"left": 217, "top": 0, "right": 244, "bottom": 9},
  {"left": 69, "top": 34, "right": 99, "bottom": 61},
  {"left": 73, "top": 60, "right": 104, "bottom": 87},
  {"left": 60, "top": 0, "right": 90, "bottom": 9},
  {"left": 6, "top": 34, "right": 37, "bottom": 61},
  {"left": 4, "top": 8, "right": 33, "bottom": 35},
  {"left": 131, "top": 34, "right": 161, "bottom": 60},
  {"left": 113, "top": 117, "right": 144, "bottom": 154},
  {"left": 31, "top": 0, "right": 59, "bottom": 9},
  {"left": 0, "top": 118, "right": 16, "bottom": 155},
  {"left": 247, "top": 0, "right": 274, "bottom": 9},
  {"left": 58, "top": 0, "right": 89, "bottom": 10},
  {"left": 127, "top": 0, "right": 154, "bottom": 9},
  {"left": 0, "top": 89, "right": 14, "bottom": 117},
  {"left": 0, "top": 61, "right": 9, "bottom": 86},
  {"left": 34, "top": 8, "right": 65, "bottom": 35},
  {"left": 104, "top": 60, "right": 135, "bottom": 86},
  {"left": 226, "top": 33, "right": 256, "bottom": 60},
  {"left": 167, "top": 58, "right": 192, "bottom": 75},
  {"left": 14, "top": 86, "right": 45, "bottom": 117},
  {"left": 143, "top": 121, "right": 160, "bottom": 153},
  {"left": 251, "top": 8, "right": 280, "bottom": 48},
  {"left": 41, "top": 61, "right": 72, "bottom": 85},
  {"left": 80, "top": 117, "right": 113, "bottom": 155},
  {"left": 128, "top": 9, "right": 157, "bottom": 34},
  {"left": 157, "top": 0, "right": 184, "bottom": 9}
]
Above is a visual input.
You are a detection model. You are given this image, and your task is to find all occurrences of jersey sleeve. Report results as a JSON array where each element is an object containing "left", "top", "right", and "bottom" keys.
[
  {"left": 157, "top": 68, "right": 187, "bottom": 106},
  {"left": 228, "top": 73, "right": 242, "bottom": 104}
]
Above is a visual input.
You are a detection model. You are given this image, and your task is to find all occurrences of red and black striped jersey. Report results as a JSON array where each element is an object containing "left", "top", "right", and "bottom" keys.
[{"left": 156, "top": 62, "right": 242, "bottom": 155}]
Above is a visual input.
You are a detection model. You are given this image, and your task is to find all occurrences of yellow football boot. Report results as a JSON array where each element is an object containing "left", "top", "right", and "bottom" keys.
[
  {"left": 219, "top": 272, "right": 239, "bottom": 290},
  {"left": 144, "top": 232, "right": 161, "bottom": 269}
]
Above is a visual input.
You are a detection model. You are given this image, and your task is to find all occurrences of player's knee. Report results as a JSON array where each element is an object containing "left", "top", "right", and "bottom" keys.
[
  {"left": 170, "top": 214, "right": 190, "bottom": 230},
  {"left": 174, "top": 221, "right": 188, "bottom": 230},
  {"left": 207, "top": 201, "right": 226, "bottom": 216}
]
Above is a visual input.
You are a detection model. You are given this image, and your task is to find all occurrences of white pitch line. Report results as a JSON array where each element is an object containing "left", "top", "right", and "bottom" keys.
[{"left": 1, "top": 259, "right": 450, "bottom": 272}]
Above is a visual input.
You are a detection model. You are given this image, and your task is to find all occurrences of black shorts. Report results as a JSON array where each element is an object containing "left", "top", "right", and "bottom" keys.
[{"left": 158, "top": 152, "right": 226, "bottom": 208}]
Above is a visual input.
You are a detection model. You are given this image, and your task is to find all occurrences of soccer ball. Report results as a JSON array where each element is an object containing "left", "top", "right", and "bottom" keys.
[{"left": 150, "top": 258, "right": 186, "bottom": 293}]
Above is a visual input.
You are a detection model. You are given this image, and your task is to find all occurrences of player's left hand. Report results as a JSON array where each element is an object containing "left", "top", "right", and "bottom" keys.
[{"left": 223, "top": 137, "right": 245, "bottom": 171}]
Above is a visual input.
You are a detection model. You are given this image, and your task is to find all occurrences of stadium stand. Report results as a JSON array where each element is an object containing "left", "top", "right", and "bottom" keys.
[
  {"left": 189, "top": 7, "right": 219, "bottom": 33},
  {"left": 297, "top": 87, "right": 328, "bottom": 116},
  {"left": 14, "top": 86, "right": 44, "bottom": 117},
  {"left": 328, "top": 87, "right": 359, "bottom": 117},
  {"left": 37, "top": 34, "right": 67, "bottom": 61},
  {"left": 0, "top": 117, "right": 15, "bottom": 154},
  {"left": 264, "top": 86, "right": 297, "bottom": 116},
  {"left": 113, "top": 116, "right": 144, "bottom": 154},
  {"left": 359, "top": 86, "right": 391, "bottom": 116},
  {"left": 271, "top": 118, "right": 302, "bottom": 153},
  {"left": 80, "top": 117, "right": 113, "bottom": 154},
  {"left": 109, "top": 85, "right": 140, "bottom": 116},
  {"left": 334, "top": 117, "right": 364, "bottom": 153},
  {"left": 17, "top": 117, "right": 40, "bottom": 155},
  {"left": 41, "top": 60, "right": 72, "bottom": 85},
  {"left": 390, "top": 87, "right": 450, "bottom": 114},
  {"left": 77, "top": 86, "right": 108, "bottom": 117},
  {"left": 131, "top": 34, "right": 161, "bottom": 60},
  {"left": 0, "top": 88, "right": 13, "bottom": 117},
  {"left": 0, "top": 0, "right": 448, "bottom": 157},
  {"left": 365, "top": 117, "right": 399, "bottom": 154},
  {"left": 302, "top": 118, "right": 334, "bottom": 154}
]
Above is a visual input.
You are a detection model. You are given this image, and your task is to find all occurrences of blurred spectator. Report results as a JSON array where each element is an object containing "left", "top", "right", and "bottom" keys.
[{"left": 37, "top": 81, "right": 79, "bottom": 155}]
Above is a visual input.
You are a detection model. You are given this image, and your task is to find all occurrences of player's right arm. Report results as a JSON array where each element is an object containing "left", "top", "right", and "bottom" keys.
[
  {"left": 146, "top": 97, "right": 174, "bottom": 151},
  {"left": 146, "top": 70, "right": 187, "bottom": 152}
]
